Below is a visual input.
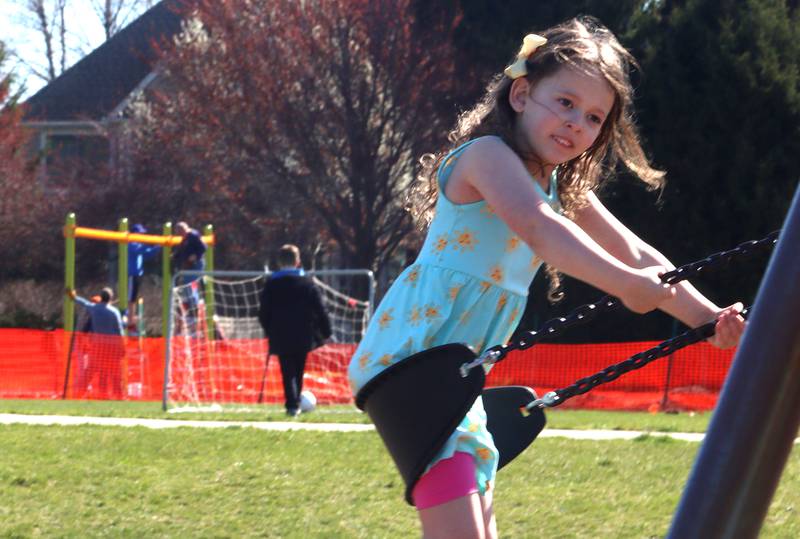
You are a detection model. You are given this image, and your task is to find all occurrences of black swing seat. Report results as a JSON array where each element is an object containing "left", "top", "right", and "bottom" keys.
[
  {"left": 483, "top": 385, "right": 546, "bottom": 470},
  {"left": 355, "top": 343, "right": 546, "bottom": 505}
]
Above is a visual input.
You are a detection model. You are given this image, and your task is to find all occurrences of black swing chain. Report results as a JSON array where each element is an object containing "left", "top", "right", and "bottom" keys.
[
  {"left": 528, "top": 307, "right": 751, "bottom": 409},
  {"left": 461, "top": 230, "right": 779, "bottom": 376},
  {"left": 659, "top": 230, "right": 780, "bottom": 285}
]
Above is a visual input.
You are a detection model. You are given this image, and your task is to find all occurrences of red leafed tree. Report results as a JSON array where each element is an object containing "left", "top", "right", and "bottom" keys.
[
  {"left": 128, "top": 0, "right": 459, "bottom": 273},
  {"left": 0, "top": 47, "right": 63, "bottom": 279},
  {"left": 0, "top": 79, "right": 28, "bottom": 195}
]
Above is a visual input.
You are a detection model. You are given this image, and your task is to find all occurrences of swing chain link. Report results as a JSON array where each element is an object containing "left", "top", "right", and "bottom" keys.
[
  {"left": 463, "top": 229, "right": 779, "bottom": 375},
  {"left": 528, "top": 308, "right": 751, "bottom": 409},
  {"left": 659, "top": 230, "right": 780, "bottom": 285},
  {"left": 463, "top": 297, "right": 622, "bottom": 375}
]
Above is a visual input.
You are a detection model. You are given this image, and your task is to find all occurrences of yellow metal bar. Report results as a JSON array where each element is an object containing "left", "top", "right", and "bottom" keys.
[{"left": 73, "top": 226, "right": 215, "bottom": 246}]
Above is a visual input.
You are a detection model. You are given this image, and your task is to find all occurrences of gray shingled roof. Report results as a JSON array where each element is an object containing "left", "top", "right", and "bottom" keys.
[{"left": 24, "top": 0, "right": 186, "bottom": 122}]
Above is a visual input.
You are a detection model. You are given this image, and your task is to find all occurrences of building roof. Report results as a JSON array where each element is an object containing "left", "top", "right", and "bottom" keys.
[{"left": 24, "top": 0, "right": 186, "bottom": 123}]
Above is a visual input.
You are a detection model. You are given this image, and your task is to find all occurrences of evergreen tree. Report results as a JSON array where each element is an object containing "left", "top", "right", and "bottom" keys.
[
  {"left": 424, "top": 1, "right": 651, "bottom": 105},
  {"left": 618, "top": 0, "right": 800, "bottom": 309}
]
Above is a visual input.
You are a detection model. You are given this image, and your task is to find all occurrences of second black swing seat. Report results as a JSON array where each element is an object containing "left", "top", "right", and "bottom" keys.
[{"left": 355, "top": 343, "right": 546, "bottom": 505}]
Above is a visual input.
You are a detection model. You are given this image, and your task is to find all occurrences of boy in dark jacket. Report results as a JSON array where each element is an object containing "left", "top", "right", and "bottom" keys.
[{"left": 258, "top": 244, "right": 332, "bottom": 416}]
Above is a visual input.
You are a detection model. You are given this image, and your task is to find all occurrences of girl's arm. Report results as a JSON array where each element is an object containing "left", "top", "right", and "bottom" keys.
[
  {"left": 572, "top": 191, "right": 744, "bottom": 348},
  {"left": 454, "top": 137, "right": 675, "bottom": 314}
]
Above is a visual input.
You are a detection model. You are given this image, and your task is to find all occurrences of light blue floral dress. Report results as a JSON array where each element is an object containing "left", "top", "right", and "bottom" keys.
[{"left": 349, "top": 136, "right": 560, "bottom": 495}]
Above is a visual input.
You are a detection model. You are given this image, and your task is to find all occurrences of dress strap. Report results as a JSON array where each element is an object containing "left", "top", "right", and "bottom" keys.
[
  {"left": 531, "top": 169, "right": 559, "bottom": 205},
  {"left": 436, "top": 137, "right": 492, "bottom": 192}
]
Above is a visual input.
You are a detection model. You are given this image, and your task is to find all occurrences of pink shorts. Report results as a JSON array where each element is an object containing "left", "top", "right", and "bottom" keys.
[{"left": 412, "top": 451, "right": 478, "bottom": 509}]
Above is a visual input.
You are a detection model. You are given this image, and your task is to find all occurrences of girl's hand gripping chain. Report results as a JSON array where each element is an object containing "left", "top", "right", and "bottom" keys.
[
  {"left": 618, "top": 265, "right": 677, "bottom": 314},
  {"left": 707, "top": 302, "right": 746, "bottom": 349}
]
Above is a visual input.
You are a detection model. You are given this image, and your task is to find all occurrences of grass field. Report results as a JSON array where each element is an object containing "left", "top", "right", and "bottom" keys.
[{"left": 1, "top": 400, "right": 798, "bottom": 538}]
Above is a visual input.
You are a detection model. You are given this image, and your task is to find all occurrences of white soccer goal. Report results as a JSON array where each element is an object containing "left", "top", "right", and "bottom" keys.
[{"left": 162, "top": 269, "right": 374, "bottom": 412}]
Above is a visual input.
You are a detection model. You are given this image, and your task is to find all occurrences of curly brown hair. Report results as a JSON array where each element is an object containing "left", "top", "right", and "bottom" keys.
[{"left": 408, "top": 16, "right": 664, "bottom": 301}]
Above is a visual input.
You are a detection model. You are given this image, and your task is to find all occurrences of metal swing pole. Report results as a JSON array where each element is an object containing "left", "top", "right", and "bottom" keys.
[{"left": 668, "top": 183, "right": 800, "bottom": 538}]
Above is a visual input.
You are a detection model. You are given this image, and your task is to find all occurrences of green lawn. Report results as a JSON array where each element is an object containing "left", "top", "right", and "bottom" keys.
[{"left": 0, "top": 423, "right": 797, "bottom": 538}]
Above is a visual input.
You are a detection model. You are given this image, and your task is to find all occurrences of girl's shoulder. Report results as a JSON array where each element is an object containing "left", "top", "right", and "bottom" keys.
[
  {"left": 457, "top": 134, "right": 507, "bottom": 155},
  {"left": 441, "top": 136, "right": 512, "bottom": 174},
  {"left": 440, "top": 136, "right": 520, "bottom": 205},
  {"left": 447, "top": 135, "right": 525, "bottom": 179},
  {"left": 460, "top": 135, "right": 520, "bottom": 162}
]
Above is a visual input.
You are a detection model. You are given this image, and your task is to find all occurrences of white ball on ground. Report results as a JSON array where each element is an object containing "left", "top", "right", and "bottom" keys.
[{"left": 299, "top": 390, "right": 317, "bottom": 413}]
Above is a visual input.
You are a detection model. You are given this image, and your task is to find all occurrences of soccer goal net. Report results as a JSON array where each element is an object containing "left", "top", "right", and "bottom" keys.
[{"left": 163, "top": 269, "right": 374, "bottom": 412}]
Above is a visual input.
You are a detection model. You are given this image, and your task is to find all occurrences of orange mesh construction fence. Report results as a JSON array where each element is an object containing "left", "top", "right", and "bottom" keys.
[
  {"left": 0, "top": 329, "right": 735, "bottom": 410},
  {"left": 486, "top": 341, "right": 734, "bottom": 411}
]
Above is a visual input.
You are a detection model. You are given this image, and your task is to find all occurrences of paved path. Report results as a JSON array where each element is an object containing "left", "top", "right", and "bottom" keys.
[
  {"left": 2, "top": 414, "right": 796, "bottom": 443},
  {"left": 0, "top": 413, "right": 703, "bottom": 440}
]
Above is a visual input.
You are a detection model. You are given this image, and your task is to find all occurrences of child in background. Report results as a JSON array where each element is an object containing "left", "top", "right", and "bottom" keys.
[
  {"left": 348, "top": 16, "right": 745, "bottom": 539},
  {"left": 172, "top": 221, "right": 206, "bottom": 336},
  {"left": 128, "top": 223, "right": 160, "bottom": 305},
  {"left": 127, "top": 223, "right": 160, "bottom": 332}
]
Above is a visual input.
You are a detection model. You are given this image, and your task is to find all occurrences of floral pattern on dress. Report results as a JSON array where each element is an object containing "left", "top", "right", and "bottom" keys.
[
  {"left": 378, "top": 308, "right": 394, "bottom": 330},
  {"left": 432, "top": 234, "right": 449, "bottom": 255},
  {"left": 424, "top": 304, "right": 442, "bottom": 322},
  {"left": 403, "top": 266, "right": 421, "bottom": 286},
  {"left": 357, "top": 352, "right": 371, "bottom": 370},
  {"left": 496, "top": 292, "right": 508, "bottom": 313},
  {"left": 506, "top": 236, "right": 521, "bottom": 252},
  {"left": 449, "top": 285, "right": 462, "bottom": 301},
  {"left": 408, "top": 305, "right": 423, "bottom": 326},
  {"left": 378, "top": 354, "right": 393, "bottom": 367},
  {"left": 452, "top": 229, "right": 478, "bottom": 252},
  {"left": 489, "top": 265, "right": 504, "bottom": 284}
]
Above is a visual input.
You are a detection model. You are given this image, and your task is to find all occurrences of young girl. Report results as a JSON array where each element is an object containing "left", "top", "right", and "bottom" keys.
[{"left": 348, "top": 16, "right": 745, "bottom": 539}]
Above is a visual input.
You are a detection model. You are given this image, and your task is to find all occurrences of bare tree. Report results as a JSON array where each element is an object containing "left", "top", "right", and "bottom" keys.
[
  {"left": 89, "top": 0, "right": 156, "bottom": 40},
  {"left": 12, "top": 0, "right": 156, "bottom": 84},
  {"left": 18, "top": 0, "right": 69, "bottom": 82}
]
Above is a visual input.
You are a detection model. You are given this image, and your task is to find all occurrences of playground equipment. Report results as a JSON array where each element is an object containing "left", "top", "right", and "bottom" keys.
[{"left": 62, "top": 213, "right": 216, "bottom": 338}]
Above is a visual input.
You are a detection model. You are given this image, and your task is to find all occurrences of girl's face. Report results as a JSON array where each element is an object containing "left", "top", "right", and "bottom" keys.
[{"left": 510, "top": 65, "right": 615, "bottom": 176}]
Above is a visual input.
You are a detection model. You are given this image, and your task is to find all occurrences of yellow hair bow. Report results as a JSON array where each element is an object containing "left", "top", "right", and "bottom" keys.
[{"left": 503, "top": 34, "right": 548, "bottom": 79}]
